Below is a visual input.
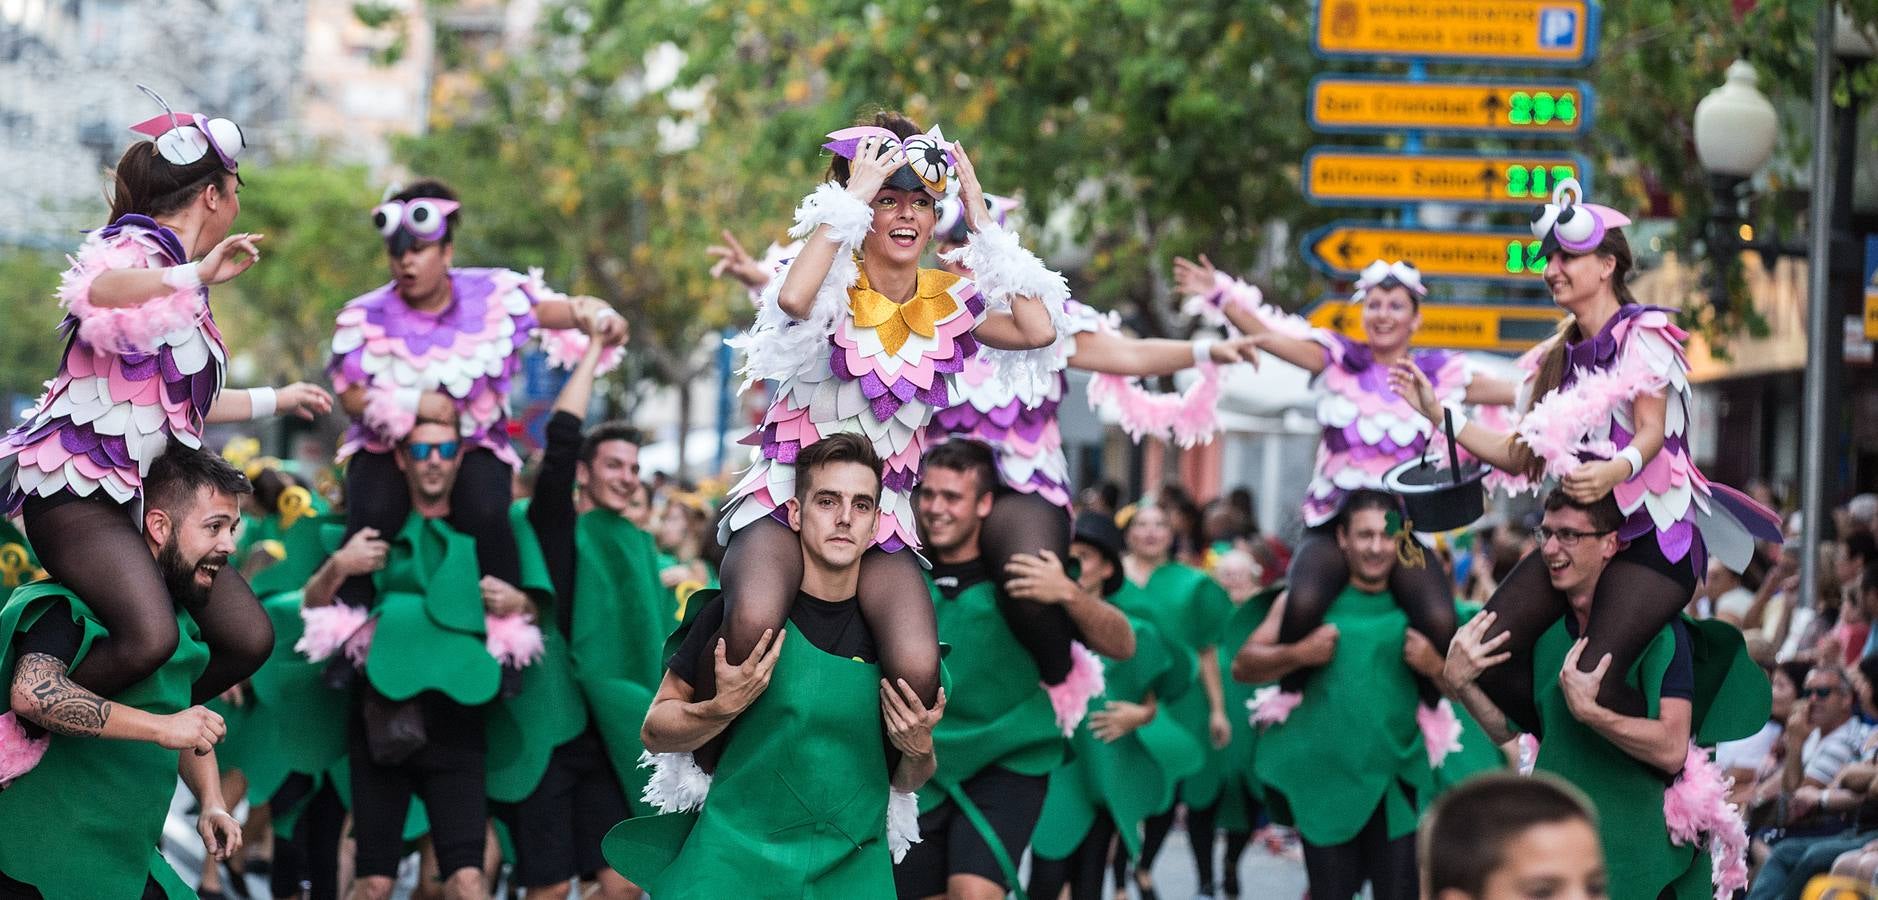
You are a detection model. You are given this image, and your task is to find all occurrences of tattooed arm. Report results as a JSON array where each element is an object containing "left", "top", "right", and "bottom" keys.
[{"left": 9, "top": 653, "right": 226, "bottom": 753}]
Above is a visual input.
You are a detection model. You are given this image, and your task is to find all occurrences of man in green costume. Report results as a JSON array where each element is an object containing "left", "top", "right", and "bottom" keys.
[
  {"left": 1238, "top": 490, "right": 1444, "bottom": 900},
  {"left": 896, "top": 440, "right": 1134, "bottom": 900},
  {"left": 300, "top": 410, "right": 549, "bottom": 900},
  {"left": 1446, "top": 489, "right": 1767, "bottom": 900},
  {"left": 603, "top": 433, "right": 946, "bottom": 899},
  {"left": 0, "top": 445, "right": 250, "bottom": 899},
  {"left": 497, "top": 331, "right": 654, "bottom": 900}
]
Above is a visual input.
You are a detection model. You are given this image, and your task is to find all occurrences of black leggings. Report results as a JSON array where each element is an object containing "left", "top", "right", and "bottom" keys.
[
  {"left": 1026, "top": 811, "right": 1117, "bottom": 900},
  {"left": 337, "top": 449, "right": 519, "bottom": 606},
  {"left": 1474, "top": 537, "right": 1697, "bottom": 734},
  {"left": 981, "top": 491, "right": 1077, "bottom": 683},
  {"left": 691, "top": 516, "right": 937, "bottom": 769},
  {"left": 1300, "top": 801, "right": 1417, "bottom": 900},
  {"left": 268, "top": 774, "right": 345, "bottom": 900},
  {"left": 1277, "top": 529, "right": 1455, "bottom": 702},
  {"left": 1138, "top": 800, "right": 1220, "bottom": 893},
  {"left": 22, "top": 491, "right": 272, "bottom": 702}
]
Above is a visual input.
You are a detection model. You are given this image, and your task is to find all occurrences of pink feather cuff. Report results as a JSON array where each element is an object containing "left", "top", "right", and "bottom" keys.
[
  {"left": 59, "top": 233, "right": 209, "bottom": 355},
  {"left": 296, "top": 604, "right": 374, "bottom": 665},
  {"left": 1664, "top": 743, "right": 1749, "bottom": 899},
  {"left": 0, "top": 711, "right": 49, "bottom": 787},
  {"left": 1085, "top": 364, "right": 1223, "bottom": 448},
  {"left": 362, "top": 385, "right": 421, "bottom": 445},
  {"left": 537, "top": 327, "right": 625, "bottom": 375},
  {"left": 484, "top": 613, "right": 545, "bottom": 668},
  {"left": 1249, "top": 686, "right": 1303, "bottom": 725},
  {"left": 1045, "top": 642, "right": 1106, "bottom": 736},
  {"left": 1416, "top": 699, "right": 1465, "bottom": 769}
]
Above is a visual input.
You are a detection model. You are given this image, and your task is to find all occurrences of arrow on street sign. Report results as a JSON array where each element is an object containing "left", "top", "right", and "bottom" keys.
[
  {"left": 1314, "top": 0, "right": 1600, "bottom": 67},
  {"left": 1302, "top": 222, "right": 1552, "bottom": 283},
  {"left": 1304, "top": 298, "right": 1564, "bottom": 353},
  {"left": 1303, "top": 148, "right": 1591, "bottom": 209},
  {"left": 1308, "top": 76, "right": 1593, "bottom": 136}
]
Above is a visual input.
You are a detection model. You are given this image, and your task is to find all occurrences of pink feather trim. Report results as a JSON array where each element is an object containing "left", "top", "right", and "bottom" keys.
[
  {"left": 1496, "top": 362, "right": 1666, "bottom": 495},
  {"left": 59, "top": 232, "right": 209, "bottom": 355},
  {"left": 1249, "top": 686, "right": 1303, "bottom": 725},
  {"left": 1416, "top": 699, "right": 1465, "bottom": 769},
  {"left": 1085, "top": 364, "right": 1223, "bottom": 448},
  {"left": 1045, "top": 642, "right": 1106, "bottom": 736},
  {"left": 295, "top": 604, "right": 372, "bottom": 664},
  {"left": 0, "top": 711, "right": 49, "bottom": 786},
  {"left": 362, "top": 385, "right": 419, "bottom": 446},
  {"left": 537, "top": 327, "right": 625, "bottom": 376},
  {"left": 484, "top": 613, "right": 545, "bottom": 668},
  {"left": 1663, "top": 743, "right": 1749, "bottom": 899}
]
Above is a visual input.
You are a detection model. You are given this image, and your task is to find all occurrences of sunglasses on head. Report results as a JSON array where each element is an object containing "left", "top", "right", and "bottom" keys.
[{"left": 406, "top": 440, "right": 460, "bottom": 462}]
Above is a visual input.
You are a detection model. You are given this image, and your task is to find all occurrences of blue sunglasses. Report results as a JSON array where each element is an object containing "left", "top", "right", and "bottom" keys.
[{"left": 406, "top": 440, "right": 460, "bottom": 461}]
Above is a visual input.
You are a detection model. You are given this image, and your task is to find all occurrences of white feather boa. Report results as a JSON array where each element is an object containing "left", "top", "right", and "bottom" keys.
[
  {"left": 638, "top": 750, "right": 713, "bottom": 813},
  {"left": 941, "top": 220, "right": 1074, "bottom": 399},
  {"left": 886, "top": 788, "right": 922, "bottom": 863},
  {"left": 730, "top": 183, "right": 870, "bottom": 388}
]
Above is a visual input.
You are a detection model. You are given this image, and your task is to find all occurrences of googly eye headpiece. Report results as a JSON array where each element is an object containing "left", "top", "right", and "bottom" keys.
[
  {"left": 1352, "top": 259, "right": 1428, "bottom": 303},
  {"left": 823, "top": 124, "right": 957, "bottom": 198},
  {"left": 126, "top": 84, "right": 244, "bottom": 172},
  {"left": 1529, "top": 178, "right": 1631, "bottom": 256},
  {"left": 372, "top": 197, "right": 461, "bottom": 255}
]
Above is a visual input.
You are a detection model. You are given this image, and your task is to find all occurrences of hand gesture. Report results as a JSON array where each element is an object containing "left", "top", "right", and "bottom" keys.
[
  {"left": 1209, "top": 709, "right": 1233, "bottom": 749},
  {"left": 155, "top": 705, "right": 226, "bottom": 755},
  {"left": 480, "top": 576, "right": 531, "bottom": 618},
  {"left": 881, "top": 678, "right": 946, "bottom": 759},
  {"left": 707, "top": 230, "right": 773, "bottom": 290},
  {"left": 1172, "top": 255, "right": 1220, "bottom": 298},
  {"left": 1561, "top": 459, "right": 1630, "bottom": 504},
  {"left": 332, "top": 528, "right": 389, "bottom": 578},
  {"left": 277, "top": 382, "right": 334, "bottom": 420},
  {"left": 1558, "top": 638, "right": 1613, "bottom": 725},
  {"left": 1004, "top": 550, "right": 1078, "bottom": 605},
  {"left": 1444, "top": 611, "right": 1512, "bottom": 691},
  {"left": 1402, "top": 628, "right": 1445, "bottom": 680},
  {"left": 198, "top": 233, "right": 265, "bottom": 285},
  {"left": 1205, "top": 336, "right": 1263, "bottom": 368},
  {"left": 198, "top": 806, "right": 243, "bottom": 861},
  {"left": 1791, "top": 784, "right": 1823, "bottom": 821},
  {"left": 951, "top": 143, "right": 989, "bottom": 231},
  {"left": 843, "top": 135, "right": 905, "bottom": 203},
  {"left": 706, "top": 628, "right": 784, "bottom": 718},
  {"left": 1386, "top": 361, "right": 1444, "bottom": 425},
  {"left": 1089, "top": 700, "right": 1153, "bottom": 742},
  {"left": 1292, "top": 623, "right": 1340, "bottom": 668}
]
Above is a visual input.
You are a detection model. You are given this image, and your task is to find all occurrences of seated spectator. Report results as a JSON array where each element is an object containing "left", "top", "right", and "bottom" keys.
[
  {"left": 1746, "top": 667, "right": 1872, "bottom": 898},
  {"left": 1748, "top": 665, "right": 1878, "bottom": 898}
]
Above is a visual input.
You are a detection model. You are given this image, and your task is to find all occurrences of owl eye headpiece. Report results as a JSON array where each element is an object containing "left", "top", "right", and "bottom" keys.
[
  {"left": 1352, "top": 259, "right": 1428, "bottom": 303},
  {"left": 371, "top": 190, "right": 461, "bottom": 255},
  {"left": 936, "top": 193, "right": 1020, "bottom": 245},
  {"left": 1530, "top": 178, "right": 1632, "bottom": 256},
  {"left": 823, "top": 124, "right": 956, "bottom": 198},
  {"left": 127, "top": 84, "right": 244, "bottom": 172}
]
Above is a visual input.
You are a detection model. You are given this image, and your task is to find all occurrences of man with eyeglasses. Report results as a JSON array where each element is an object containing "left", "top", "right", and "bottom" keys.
[
  {"left": 300, "top": 409, "right": 552, "bottom": 900},
  {"left": 1742, "top": 664, "right": 1874, "bottom": 900},
  {"left": 1446, "top": 489, "right": 1770, "bottom": 899}
]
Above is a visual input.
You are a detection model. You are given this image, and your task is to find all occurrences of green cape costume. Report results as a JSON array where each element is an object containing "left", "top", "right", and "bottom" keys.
[
  {"left": 1111, "top": 561, "right": 1233, "bottom": 808},
  {"left": 566, "top": 510, "right": 671, "bottom": 815}
]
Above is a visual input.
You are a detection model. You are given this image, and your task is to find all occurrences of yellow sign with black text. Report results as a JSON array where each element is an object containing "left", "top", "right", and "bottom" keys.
[
  {"left": 1314, "top": 0, "right": 1598, "bottom": 65},
  {"left": 1304, "top": 150, "right": 1588, "bottom": 208},
  {"left": 1305, "top": 224, "right": 1545, "bottom": 282},
  {"left": 1307, "top": 301, "right": 1562, "bottom": 353},
  {"left": 1309, "top": 77, "right": 1589, "bottom": 135}
]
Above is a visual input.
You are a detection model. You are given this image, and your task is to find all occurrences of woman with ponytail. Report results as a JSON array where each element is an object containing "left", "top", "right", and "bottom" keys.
[
  {"left": 0, "top": 89, "right": 331, "bottom": 777},
  {"left": 1391, "top": 179, "right": 1782, "bottom": 732}
]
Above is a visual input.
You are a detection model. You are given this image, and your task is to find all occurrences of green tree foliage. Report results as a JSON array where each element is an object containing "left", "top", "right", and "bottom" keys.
[{"left": 0, "top": 250, "right": 70, "bottom": 401}]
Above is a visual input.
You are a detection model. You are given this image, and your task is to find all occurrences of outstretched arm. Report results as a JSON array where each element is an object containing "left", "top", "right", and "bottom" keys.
[
  {"left": 1172, "top": 255, "right": 1328, "bottom": 374},
  {"left": 1389, "top": 362, "right": 1525, "bottom": 473},
  {"left": 1067, "top": 330, "right": 1261, "bottom": 377}
]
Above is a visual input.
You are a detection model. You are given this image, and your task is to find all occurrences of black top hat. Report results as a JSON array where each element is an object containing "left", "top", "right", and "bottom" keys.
[
  {"left": 1382, "top": 406, "right": 1488, "bottom": 533},
  {"left": 1072, "top": 511, "right": 1128, "bottom": 598}
]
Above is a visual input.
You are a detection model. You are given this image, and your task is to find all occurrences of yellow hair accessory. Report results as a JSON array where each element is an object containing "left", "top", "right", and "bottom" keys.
[
  {"left": 244, "top": 456, "right": 283, "bottom": 480},
  {"left": 222, "top": 436, "right": 261, "bottom": 470},
  {"left": 254, "top": 539, "right": 288, "bottom": 562},
  {"left": 0, "top": 544, "right": 37, "bottom": 588},
  {"left": 1114, "top": 504, "right": 1138, "bottom": 530},
  {"left": 277, "top": 486, "right": 314, "bottom": 531},
  {"left": 673, "top": 580, "right": 706, "bottom": 623}
]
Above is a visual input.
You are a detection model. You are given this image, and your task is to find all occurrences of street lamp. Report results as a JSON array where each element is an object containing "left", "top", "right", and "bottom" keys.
[{"left": 1693, "top": 60, "right": 1800, "bottom": 315}]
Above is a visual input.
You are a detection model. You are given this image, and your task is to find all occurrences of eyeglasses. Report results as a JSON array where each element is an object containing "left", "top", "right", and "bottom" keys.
[
  {"left": 406, "top": 440, "right": 460, "bottom": 462},
  {"left": 1533, "top": 526, "right": 1615, "bottom": 547},
  {"left": 1804, "top": 687, "right": 1840, "bottom": 700}
]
